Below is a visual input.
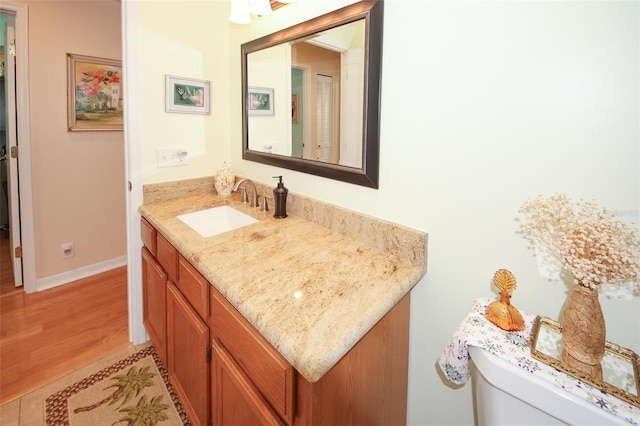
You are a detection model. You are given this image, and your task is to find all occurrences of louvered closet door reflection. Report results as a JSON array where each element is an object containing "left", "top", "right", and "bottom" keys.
[{"left": 316, "top": 74, "right": 333, "bottom": 162}]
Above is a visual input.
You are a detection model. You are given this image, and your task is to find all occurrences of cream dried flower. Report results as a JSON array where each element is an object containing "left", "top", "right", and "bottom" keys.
[{"left": 518, "top": 193, "right": 640, "bottom": 291}]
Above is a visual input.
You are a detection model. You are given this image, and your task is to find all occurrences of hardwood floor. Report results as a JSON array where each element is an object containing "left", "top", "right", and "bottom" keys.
[{"left": 0, "top": 266, "right": 130, "bottom": 404}]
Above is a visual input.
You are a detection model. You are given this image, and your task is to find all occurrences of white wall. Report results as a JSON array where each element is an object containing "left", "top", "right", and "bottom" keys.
[
  {"left": 381, "top": 3, "right": 639, "bottom": 424},
  {"left": 137, "top": 0, "right": 231, "bottom": 184},
  {"left": 130, "top": 1, "right": 639, "bottom": 424},
  {"left": 247, "top": 45, "right": 291, "bottom": 155}
]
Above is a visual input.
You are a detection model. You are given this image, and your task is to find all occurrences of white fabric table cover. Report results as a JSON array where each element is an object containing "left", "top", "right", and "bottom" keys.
[{"left": 437, "top": 298, "right": 640, "bottom": 424}]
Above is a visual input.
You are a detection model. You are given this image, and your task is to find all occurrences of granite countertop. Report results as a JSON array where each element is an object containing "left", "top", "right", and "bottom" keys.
[{"left": 139, "top": 189, "right": 427, "bottom": 383}]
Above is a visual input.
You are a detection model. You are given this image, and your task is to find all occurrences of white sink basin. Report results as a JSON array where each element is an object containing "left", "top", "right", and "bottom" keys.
[{"left": 177, "top": 206, "right": 258, "bottom": 238}]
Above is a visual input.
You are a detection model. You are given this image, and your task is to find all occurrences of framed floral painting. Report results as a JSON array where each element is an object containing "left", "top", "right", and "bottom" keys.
[
  {"left": 67, "top": 53, "right": 123, "bottom": 132},
  {"left": 165, "top": 75, "right": 211, "bottom": 114}
]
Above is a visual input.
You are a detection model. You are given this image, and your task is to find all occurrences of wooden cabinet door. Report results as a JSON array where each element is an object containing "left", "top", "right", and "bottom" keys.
[
  {"left": 167, "top": 282, "right": 210, "bottom": 426},
  {"left": 211, "top": 288, "right": 294, "bottom": 424},
  {"left": 141, "top": 247, "right": 167, "bottom": 366},
  {"left": 212, "top": 340, "right": 284, "bottom": 426}
]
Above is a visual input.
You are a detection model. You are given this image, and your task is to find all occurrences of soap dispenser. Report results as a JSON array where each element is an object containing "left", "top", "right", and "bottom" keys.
[{"left": 272, "top": 176, "right": 288, "bottom": 219}]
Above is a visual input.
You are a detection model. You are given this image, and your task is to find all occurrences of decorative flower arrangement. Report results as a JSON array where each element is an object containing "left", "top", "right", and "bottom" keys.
[{"left": 518, "top": 193, "right": 640, "bottom": 292}]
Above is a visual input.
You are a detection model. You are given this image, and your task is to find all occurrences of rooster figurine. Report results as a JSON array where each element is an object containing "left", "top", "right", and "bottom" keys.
[{"left": 484, "top": 269, "right": 525, "bottom": 332}]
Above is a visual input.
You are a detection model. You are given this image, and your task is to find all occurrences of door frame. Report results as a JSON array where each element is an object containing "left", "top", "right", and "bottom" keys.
[
  {"left": 291, "top": 63, "right": 312, "bottom": 161},
  {"left": 1, "top": 2, "right": 35, "bottom": 293},
  {"left": 3, "top": 13, "right": 21, "bottom": 287},
  {"left": 122, "top": 0, "right": 146, "bottom": 345}
]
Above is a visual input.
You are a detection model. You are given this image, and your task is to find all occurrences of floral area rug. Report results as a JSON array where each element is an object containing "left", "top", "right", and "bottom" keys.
[{"left": 45, "top": 345, "right": 190, "bottom": 425}]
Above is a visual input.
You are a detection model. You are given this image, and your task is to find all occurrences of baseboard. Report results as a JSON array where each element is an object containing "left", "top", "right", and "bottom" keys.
[{"left": 36, "top": 256, "right": 128, "bottom": 292}]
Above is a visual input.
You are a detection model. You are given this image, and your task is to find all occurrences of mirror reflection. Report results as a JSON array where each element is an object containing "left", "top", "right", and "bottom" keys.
[
  {"left": 247, "top": 20, "right": 365, "bottom": 168},
  {"left": 242, "top": 0, "right": 383, "bottom": 188}
]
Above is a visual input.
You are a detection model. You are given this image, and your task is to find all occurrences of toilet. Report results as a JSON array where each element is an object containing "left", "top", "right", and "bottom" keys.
[{"left": 469, "top": 346, "right": 627, "bottom": 425}]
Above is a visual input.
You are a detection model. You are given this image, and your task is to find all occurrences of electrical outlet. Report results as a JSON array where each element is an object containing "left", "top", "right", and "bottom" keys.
[
  {"left": 157, "top": 147, "right": 188, "bottom": 168},
  {"left": 61, "top": 242, "right": 74, "bottom": 259}
]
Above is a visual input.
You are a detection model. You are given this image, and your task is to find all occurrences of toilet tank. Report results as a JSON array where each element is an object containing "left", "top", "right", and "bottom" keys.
[{"left": 469, "top": 346, "right": 627, "bottom": 425}]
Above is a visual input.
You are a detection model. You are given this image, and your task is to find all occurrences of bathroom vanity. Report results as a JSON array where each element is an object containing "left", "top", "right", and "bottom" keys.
[{"left": 139, "top": 178, "right": 427, "bottom": 425}]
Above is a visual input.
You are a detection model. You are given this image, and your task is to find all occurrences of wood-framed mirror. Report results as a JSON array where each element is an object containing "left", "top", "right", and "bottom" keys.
[{"left": 241, "top": 0, "right": 383, "bottom": 188}]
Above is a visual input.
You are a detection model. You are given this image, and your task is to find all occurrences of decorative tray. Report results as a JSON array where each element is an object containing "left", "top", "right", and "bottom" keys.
[{"left": 530, "top": 316, "right": 640, "bottom": 408}]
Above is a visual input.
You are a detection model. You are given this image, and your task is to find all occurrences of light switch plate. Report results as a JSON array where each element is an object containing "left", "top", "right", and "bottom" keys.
[{"left": 157, "top": 147, "right": 188, "bottom": 167}]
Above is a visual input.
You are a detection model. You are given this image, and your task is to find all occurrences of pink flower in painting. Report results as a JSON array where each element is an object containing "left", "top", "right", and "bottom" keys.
[
  {"left": 80, "top": 68, "right": 120, "bottom": 96},
  {"left": 88, "top": 69, "right": 107, "bottom": 83},
  {"left": 81, "top": 82, "right": 100, "bottom": 96},
  {"left": 189, "top": 89, "right": 203, "bottom": 107}
]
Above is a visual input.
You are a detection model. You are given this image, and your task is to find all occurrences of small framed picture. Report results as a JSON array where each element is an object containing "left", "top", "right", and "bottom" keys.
[
  {"left": 165, "top": 75, "right": 211, "bottom": 114},
  {"left": 67, "top": 53, "right": 123, "bottom": 132},
  {"left": 248, "top": 87, "right": 274, "bottom": 116}
]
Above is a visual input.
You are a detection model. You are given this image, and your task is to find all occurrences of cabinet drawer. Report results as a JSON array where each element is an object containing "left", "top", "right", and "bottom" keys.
[
  {"left": 211, "top": 288, "right": 295, "bottom": 425},
  {"left": 157, "top": 232, "right": 178, "bottom": 283},
  {"left": 140, "top": 217, "right": 157, "bottom": 256},
  {"left": 177, "top": 255, "right": 209, "bottom": 319}
]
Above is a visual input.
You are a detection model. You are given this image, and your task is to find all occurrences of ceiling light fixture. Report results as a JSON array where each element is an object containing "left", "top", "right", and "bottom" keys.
[
  {"left": 269, "top": 0, "right": 292, "bottom": 11},
  {"left": 229, "top": 0, "right": 251, "bottom": 24},
  {"left": 248, "top": 0, "right": 272, "bottom": 16},
  {"left": 229, "top": 0, "right": 298, "bottom": 24},
  {"left": 231, "top": 0, "right": 291, "bottom": 24}
]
